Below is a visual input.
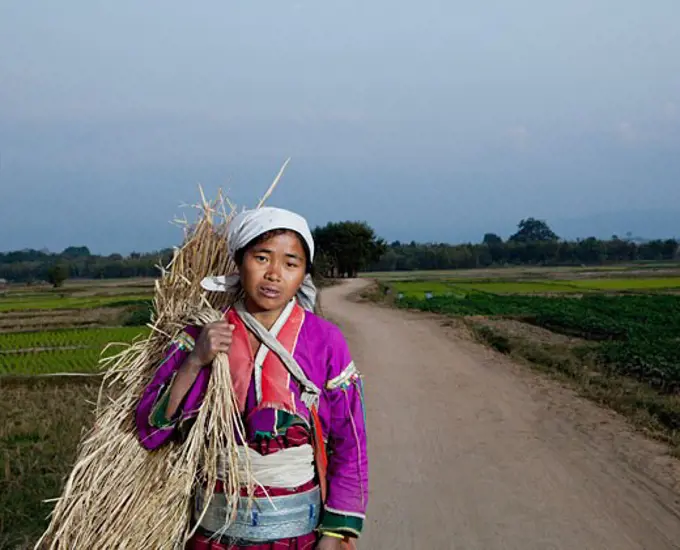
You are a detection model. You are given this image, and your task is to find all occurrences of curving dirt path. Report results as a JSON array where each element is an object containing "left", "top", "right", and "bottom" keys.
[{"left": 322, "top": 280, "right": 680, "bottom": 550}]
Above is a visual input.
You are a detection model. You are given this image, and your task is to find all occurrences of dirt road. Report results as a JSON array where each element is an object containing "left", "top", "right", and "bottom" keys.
[{"left": 322, "top": 280, "right": 680, "bottom": 550}]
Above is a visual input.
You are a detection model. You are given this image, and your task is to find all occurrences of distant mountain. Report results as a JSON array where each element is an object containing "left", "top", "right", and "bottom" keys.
[{"left": 551, "top": 209, "right": 679, "bottom": 242}]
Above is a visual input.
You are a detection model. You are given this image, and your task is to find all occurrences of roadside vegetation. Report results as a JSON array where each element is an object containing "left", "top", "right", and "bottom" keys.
[{"left": 372, "top": 265, "right": 680, "bottom": 457}]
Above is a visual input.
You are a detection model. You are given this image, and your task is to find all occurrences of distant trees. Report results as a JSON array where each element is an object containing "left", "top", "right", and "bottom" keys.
[
  {"left": 364, "top": 216, "right": 678, "bottom": 271},
  {"left": 366, "top": 235, "right": 680, "bottom": 272},
  {"left": 62, "top": 246, "right": 91, "bottom": 258},
  {"left": 0, "top": 248, "right": 174, "bottom": 283},
  {"left": 313, "top": 221, "right": 387, "bottom": 278},
  {"left": 1, "top": 216, "right": 678, "bottom": 283},
  {"left": 46, "top": 263, "right": 68, "bottom": 288},
  {"left": 509, "top": 218, "right": 559, "bottom": 243},
  {"left": 483, "top": 233, "right": 503, "bottom": 245}
]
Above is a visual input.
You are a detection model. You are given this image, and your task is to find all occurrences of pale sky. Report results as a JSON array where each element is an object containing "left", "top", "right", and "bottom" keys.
[{"left": 1, "top": 1, "right": 679, "bottom": 253}]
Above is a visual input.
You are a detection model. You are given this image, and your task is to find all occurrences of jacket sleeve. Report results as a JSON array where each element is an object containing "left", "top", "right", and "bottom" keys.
[
  {"left": 318, "top": 326, "right": 368, "bottom": 538},
  {"left": 135, "top": 327, "right": 207, "bottom": 450}
]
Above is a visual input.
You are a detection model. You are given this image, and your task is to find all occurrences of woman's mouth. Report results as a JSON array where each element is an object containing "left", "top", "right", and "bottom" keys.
[{"left": 259, "top": 285, "right": 282, "bottom": 299}]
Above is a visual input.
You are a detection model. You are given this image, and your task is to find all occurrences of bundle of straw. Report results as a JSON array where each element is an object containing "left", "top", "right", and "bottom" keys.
[{"left": 37, "top": 162, "right": 290, "bottom": 549}]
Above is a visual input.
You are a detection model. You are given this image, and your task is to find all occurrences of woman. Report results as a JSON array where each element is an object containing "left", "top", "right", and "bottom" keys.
[{"left": 135, "top": 207, "right": 368, "bottom": 549}]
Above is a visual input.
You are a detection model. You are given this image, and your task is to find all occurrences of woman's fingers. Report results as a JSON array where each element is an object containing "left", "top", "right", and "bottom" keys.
[
  {"left": 209, "top": 322, "right": 234, "bottom": 337},
  {"left": 192, "top": 322, "right": 236, "bottom": 364},
  {"left": 206, "top": 323, "right": 234, "bottom": 355}
]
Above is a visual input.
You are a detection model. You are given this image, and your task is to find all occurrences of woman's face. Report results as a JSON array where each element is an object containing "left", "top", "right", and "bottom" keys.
[{"left": 239, "top": 230, "right": 307, "bottom": 314}]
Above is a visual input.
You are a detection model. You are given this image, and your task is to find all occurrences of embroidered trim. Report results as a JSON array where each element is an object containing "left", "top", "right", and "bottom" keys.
[
  {"left": 319, "top": 510, "right": 364, "bottom": 537},
  {"left": 148, "top": 373, "right": 178, "bottom": 429},
  {"left": 343, "top": 388, "right": 366, "bottom": 508},
  {"left": 326, "top": 361, "right": 360, "bottom": 391},
  {"left": 323, "top": 507, "right": 366, "bottom": 520},
  {"left": 336, "top": 527, "right": 361, "bottom": 538},
  {"left": 319, "top": 527, "right": 361, "bottom": 538},
  {"left": 172, "top": 331, "right": 195, "bottom": 352}
]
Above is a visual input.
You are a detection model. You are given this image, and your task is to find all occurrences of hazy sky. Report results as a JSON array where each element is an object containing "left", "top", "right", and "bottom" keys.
[{"left": 2, "top": 1, "right": 679, "bottom": 253}]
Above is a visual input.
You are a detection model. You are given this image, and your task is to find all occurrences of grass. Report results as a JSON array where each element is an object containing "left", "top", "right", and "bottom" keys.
[
  {"left": 390, "top": 279, "right": 582, "bottom": 297},
  {"left": 361, "top": 262, "right": 680, "bottom": 281},
  {"left": 0, "top": 379, "right": 100, "bottom": 549},
  {"left": 565, "top": 277, "right": 680, "bottom": 290},
  {"left": 0, "top": 294, "right": 152, "bottom": 312},
  {"left": 0, "top": 326, "right": 150, "bottom": 352},
  {"left": 451, "top": 281, "right": 581, "bottom": 294},
  {"left": 390, "top": 277, "right": 680, "bottom": 298},
  {"left": 0, "top": 280, "right": 155, "bottom": 546},
  {"left": 0, "top": 327, "right": 150, "bottom": 375},
  {"left": 1, "top": 347, "right": 122, "bottom": 375}
]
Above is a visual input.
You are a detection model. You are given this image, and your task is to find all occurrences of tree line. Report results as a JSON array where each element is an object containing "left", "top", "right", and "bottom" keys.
[
  {"left": 1, "top": 218, "right": 678, "bottom": 286},
  {"left": 0, "top": 246, "right": 174, "bottom": 286},
  {"left": 369, "top": 218, "right": 679, "bottom": 271}
]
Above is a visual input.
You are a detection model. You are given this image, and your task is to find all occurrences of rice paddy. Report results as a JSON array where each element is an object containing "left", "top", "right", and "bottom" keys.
[
  {"left": 0, "top": 279, "right": 157, "bottom": 545},
  {"left": 390, "top": 276, "right": 680, "bottom": 298},
  {"left": 0, "top": 327, "right": 151, "bottom": 375},
  {"left": 0, "top": 282, "right": 153, "bottom": 376},
  {"left": 0, "top": 293, "right": 151, "bottom": 312}
]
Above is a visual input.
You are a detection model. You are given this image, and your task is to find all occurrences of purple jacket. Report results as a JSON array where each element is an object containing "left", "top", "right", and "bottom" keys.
[{"left": 135, "top": 310, "right": 368, "bottom": 537}]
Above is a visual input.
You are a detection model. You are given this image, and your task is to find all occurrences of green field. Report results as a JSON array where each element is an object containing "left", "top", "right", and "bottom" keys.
[
  {"left": 566, "top": 277, "right": 680, "bottom": 290},
  {"left": 0, "top": 283, "right": 153, "bottom": 377},
  {"left": 0, "top": 326, "right": 150, "bottom": 351},
  {"left": 390, "top": 276, "right": 680, "bottom": 298},
  {"left": 0, "top": 280, "right": 157, "bottom": 546},
  {"left": 362, "top": 263, "right": 680, "bottom": 281},
  {"left": 0, "top": 293, "right": 151, "bottom": 312},
  {"left": 0, "top": 326, "right": 151, "bottom": 375}
]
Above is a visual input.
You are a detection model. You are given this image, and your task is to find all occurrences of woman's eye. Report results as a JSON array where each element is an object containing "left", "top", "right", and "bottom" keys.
[
  {"left": 255, "top": 255, "right": 267, "bottom": 262},
  {"left": 287, "top": 262, "right": 299, "bottom": 268}
]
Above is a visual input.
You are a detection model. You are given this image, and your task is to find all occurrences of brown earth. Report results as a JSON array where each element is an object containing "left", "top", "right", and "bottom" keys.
[
  {"left": 323, "top": 280, "right": 680, "bottom": 550},
  {"left": 0, "top": 308, "right": 125, "bottom": 331}
]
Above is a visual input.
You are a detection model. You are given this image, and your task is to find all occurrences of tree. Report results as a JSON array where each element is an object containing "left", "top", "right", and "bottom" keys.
[
  {"left": 313, "top": 221, "right": 386, "bottom": 278},
  {"left": 509, "top": 218, "right": 559, "bottom": 243},
  {"left": 46, "top": 263, "right": 68, "bottom": 288},
  {"left": 482, "top": 233, "right": 505, "bottom": 264},
  {"left": 482, "top": 233, "right": 503, "bottom": 245},
  {"left": 61, "top": 246, "right": 91, "bottom": 258}
]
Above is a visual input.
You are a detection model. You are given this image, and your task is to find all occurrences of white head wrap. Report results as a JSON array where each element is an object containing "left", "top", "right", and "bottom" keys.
[{"left": 200, "top": 207, "right": 317, "bottom": 311}]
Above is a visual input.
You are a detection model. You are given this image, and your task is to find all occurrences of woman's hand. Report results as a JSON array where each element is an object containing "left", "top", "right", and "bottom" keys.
[
  {"left": 188, "top": 320, "right": 234, "bottom": 368},
  {"left": 316, "top": 535, "right": 349, "bottom": 550}
]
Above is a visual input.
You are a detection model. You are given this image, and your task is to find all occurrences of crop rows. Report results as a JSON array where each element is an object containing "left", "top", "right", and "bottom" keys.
[
  {"left": 0, "top": 294, "right": 152, "bottom": 312},
  {"left": 0, "top": 326, "right": 151, "bottom": 375},
  {"left": 391, "top": 277, "right": 680, "bottom": 298},
  {"left": 0, "top": 327, "right": 150, "bottom": 352},
  {"left": 0, "top": 348, "right": 113, "bottom": 375}
]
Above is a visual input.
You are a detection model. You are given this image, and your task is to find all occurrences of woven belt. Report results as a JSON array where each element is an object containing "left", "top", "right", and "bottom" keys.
[{"left": 195, "top": 485, "right": 321, "bottom": 543}]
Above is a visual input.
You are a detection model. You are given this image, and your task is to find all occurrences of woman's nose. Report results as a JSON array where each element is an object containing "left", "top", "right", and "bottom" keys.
[{"left": 265, "top": 261, "right": 282, "bottom": 280}]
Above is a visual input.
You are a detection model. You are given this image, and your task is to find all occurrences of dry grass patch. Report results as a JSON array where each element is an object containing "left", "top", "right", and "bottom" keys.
[
  {"left": 464, "top": 318, "right": 680, "bottom": 457},
  {"left": 469, "top": 317, "right": 585, "bottom": 347},
  {"left": 0, "top": 379, "right": 100, "bottom": 549}
]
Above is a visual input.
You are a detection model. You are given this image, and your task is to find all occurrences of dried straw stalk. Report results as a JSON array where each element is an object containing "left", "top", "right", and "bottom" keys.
[{"left": 37, "top": 163, "right": 289, "bottom": 549}]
